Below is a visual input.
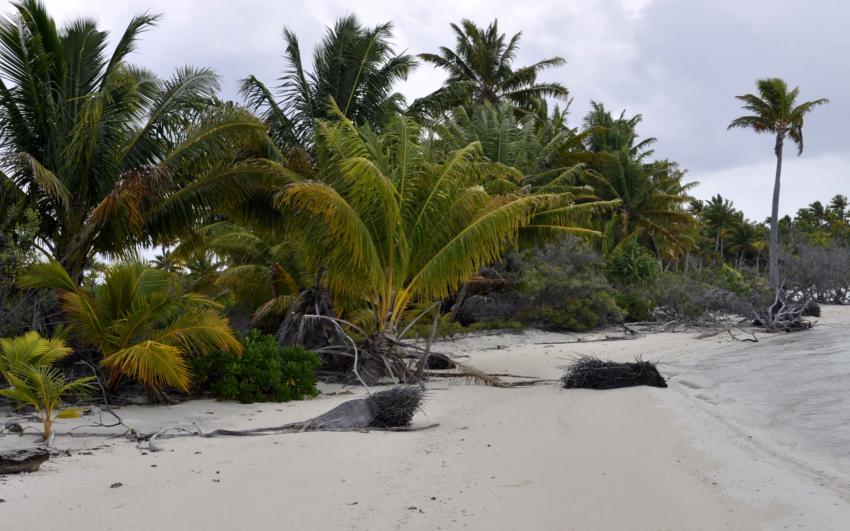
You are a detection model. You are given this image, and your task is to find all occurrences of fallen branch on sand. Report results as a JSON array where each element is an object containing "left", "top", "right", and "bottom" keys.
[
  {"left": 727, "top": 328, "right": 759, "bottom": 342},
  {"left": 56, "top": 387, "right": 433, "bottom": 452},
  {"left": 533, "top": 333, "right": 641, "bottom": 346}
]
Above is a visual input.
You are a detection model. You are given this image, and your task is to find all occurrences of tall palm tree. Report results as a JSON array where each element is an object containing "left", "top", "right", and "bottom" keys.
[
  {"left": 728, "top": 78, "right": 828, "bottom": 288},
  {"left": 277, "top": 111, "right": 605, "bottom": 375},
  {"left": 414, "top": 19, "right": 568, "bottom": 116},
  {"left": 241, "top": 15, "right": 416, "bottom": 155},
  {"left": 0, "top": 1, "right": 267, "bottom": 282}
]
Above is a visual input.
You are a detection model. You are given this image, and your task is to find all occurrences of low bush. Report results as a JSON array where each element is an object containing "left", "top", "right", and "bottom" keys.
[
  {"left": 445, "top": 237, "right": 626, "bottom": 332},
  {"left": 614, "top": 288, "right": 656, "bottom": 322},
  {"left": 652, "top": 270, "right": 751, "bottom": 321},
  {"left": 518, "top": 291, "right": 624, "bottom": 331},
  {"left": 191, "top": 330, "right": 320, "bottom": 403},
  {"left": 401, "top": 315, "right": 523, "bottom": 340}
]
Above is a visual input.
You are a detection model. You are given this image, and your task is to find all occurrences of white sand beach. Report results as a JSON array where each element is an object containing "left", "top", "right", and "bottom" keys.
[{"left": 3, "top": 308, "right": 850, "bottom": 530}]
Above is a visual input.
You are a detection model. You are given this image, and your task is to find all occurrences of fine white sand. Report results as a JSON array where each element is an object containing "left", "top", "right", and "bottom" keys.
[{"left": 3, "top": 309, "right": 850, "bottom": 530}]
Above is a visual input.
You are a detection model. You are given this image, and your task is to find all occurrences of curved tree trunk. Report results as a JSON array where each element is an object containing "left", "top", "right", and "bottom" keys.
[{"left": 769, "top": 132, "right": 785, "bottom": 290}]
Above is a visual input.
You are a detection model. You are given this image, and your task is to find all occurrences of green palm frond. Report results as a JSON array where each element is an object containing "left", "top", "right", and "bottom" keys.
[
  {"left": 0, "top": 3, "right": 279, "bottom": 280},
  {"left": 21, "top": 259, "right": 242, "bottom": 395},
  {"left": 0, "top": 331, "right": 72, "bottom": 373},
  {"left": 419, "top": 19, "right": 568, "bottom": 116},
  {"left": 241, "top": 15, "right": 414, "bottom": 155},
  {"left": 275, "top": 116, "right": 600, "bottom": 335},
  {"left": 102, "top": 340, "right": 189, "bottom": 392}
]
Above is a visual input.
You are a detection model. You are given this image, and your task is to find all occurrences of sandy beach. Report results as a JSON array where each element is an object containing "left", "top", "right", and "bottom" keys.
[{"left": 3, "top": 308, "right": 850, "bottom": 530}]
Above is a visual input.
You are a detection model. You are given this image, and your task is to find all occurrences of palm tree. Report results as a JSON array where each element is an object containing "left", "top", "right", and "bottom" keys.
[
  {"left": 728, "top": 78, "right": 829, "bottom": 288},
  {"left": 828, "top": 194, "right": 848, "bottom": 221},
  {"left": 0, "top": 1, "right": 268, "bottom": 282},
  {"left": 796, "top": 200, "right": 829, "bottom": 229},
  {"left": 241, "top": 15, "right": 416, "bottom": 154},
  {"left": 726, "top": 219, "right": 765, "bottom": 268},
  {"left": 173, "top": 221, "right": 307, "bottom": 322},
  {"left": 582, "top": 102, "right": 657, "bottom": 161},
  {"left": 0, "top": 332, "right": 93, "bottom": 441},
  {"left": 702, "top": 195, "right": 739, "bottom": 255},
  {"left": 20, "top": 260, "right": 242, "bottom": 399},
  {"left": 586, "top": 152, "right": 696, "bottom": 259},
  {"left": 415, "top": 19, "right": 568, "bottom": 116},
  {"left": 429, "top": 102, "right": 590, "bottom": 193},
  {"left": 277, "top": 112, "right": 605, "bottom": 376}
]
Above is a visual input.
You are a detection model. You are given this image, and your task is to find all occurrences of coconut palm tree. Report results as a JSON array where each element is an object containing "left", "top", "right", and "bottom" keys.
[
  {"left": 20, "top": 260, "right": 242, "bottom": 399},
  {"left": 728, "top": 78, "right": 829, "bottom": 288},
  {"left": 277, "top": 111, "right": 605, "bottom": 376},
  {"left": 585, "top": 152, "right": 696, "bottom": 259},
  {"left": 702, "top": 195, "right": 739, "bottom": 255},
  {"left": 726, "top": 219, "right": 766, "bottom": 268},
  {"left": 828, "top": 194, "right": 848, "bottom": 220},
  {"left": 795, "top": 200, "right": 830, "bottom": 230},
  {"left": 241, "top": 15, "right": 416, "bottom": 155},
  {"left": 0, "top": 332, "right": 93, "bottom": 441},
  {"left": 429, "top": 102, "right": 591, "bottom": 194},
  {"left": 582, "top": 102, "right": 656, "bottom": 161},
  {"left": 414, "top": 19, "right": 568, "bottom": 116},
  {"left": 0, "top": 1, "right": 269, "bottom": 282},
  {"left": 173, "top": 221, "right": 307, "bottom": 322}
]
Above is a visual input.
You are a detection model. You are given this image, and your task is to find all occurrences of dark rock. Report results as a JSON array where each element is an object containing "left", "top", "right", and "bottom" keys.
[
  {"left": 803, "top": 301, "right": 821, "bottom": 317},
  {"left": 453, "top": 294, "right": 522, "bottom": 326},
  {"left": 0, "top": 449, "right": 49, "bottom": 475},
  {"left": 110, "top": 482, "right": 123, "bottom": 488},
  {"left": 4, "top": 422, "right": 23, "bottom": 434}
]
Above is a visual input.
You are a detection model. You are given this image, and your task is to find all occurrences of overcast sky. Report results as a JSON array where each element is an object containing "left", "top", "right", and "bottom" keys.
[{"left": 32, "top": 0, "right": 850, "bottom": 220}]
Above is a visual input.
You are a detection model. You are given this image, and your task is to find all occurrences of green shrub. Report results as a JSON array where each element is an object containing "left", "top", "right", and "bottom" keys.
[
  {"left": 519, "top": 291, "right": 624, "bottom": 331},
  {"left": 401, "top": 315, "right": 523, "bottom": 340},
  {"left": 191, "top": 330, "right": 320, "bottom": 403},
  {"left": 615, "top": 288, "right": 656, "bottom": 321},
  {"left": 606, "top": 239, "right": 660, "bottom": 287}
]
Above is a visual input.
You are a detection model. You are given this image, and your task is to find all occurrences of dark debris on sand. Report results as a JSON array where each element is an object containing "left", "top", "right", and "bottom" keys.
[{"left": 562, "top": 356, "right": 667, "bottom": 390}]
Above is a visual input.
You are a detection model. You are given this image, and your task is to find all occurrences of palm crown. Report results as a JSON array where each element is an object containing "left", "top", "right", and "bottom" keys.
[
  {"left": 0, "top": 0, "right": 266, "bottom": 281},
  {"left": 728, "top": 77, "right": 828, "bottom": 155},
  {"left": 241, "top": 15, "right": 416, "bottom": 154},
  {"left": 415, "top": 19, "right": 568, "bottom": 116}
]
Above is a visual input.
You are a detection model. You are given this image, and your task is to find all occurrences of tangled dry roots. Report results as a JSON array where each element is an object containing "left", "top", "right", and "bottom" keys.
[
  {"left": 367, "top": 386, "right": 424, "bottom": 428},
  {"left": 562, "top": 356, "right": 667, "bottom": 390}
]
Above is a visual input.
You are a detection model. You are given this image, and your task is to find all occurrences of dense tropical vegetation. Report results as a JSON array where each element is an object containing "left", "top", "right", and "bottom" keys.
[{"left": 0, "top": 1, "right": 838, "bottom": 408}]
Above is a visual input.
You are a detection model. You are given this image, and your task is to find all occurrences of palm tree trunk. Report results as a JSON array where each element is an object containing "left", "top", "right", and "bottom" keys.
[{"left": 769, "top": 132, "right": 784, "bottom": 289}]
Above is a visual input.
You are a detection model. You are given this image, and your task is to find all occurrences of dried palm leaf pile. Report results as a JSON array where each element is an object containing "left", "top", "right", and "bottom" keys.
[
  {"left": 294, "top": 385, "right": 424, "bottom": 430},
  {"left": 561, "top": 356, "right": 667, "bottom": 390}
]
